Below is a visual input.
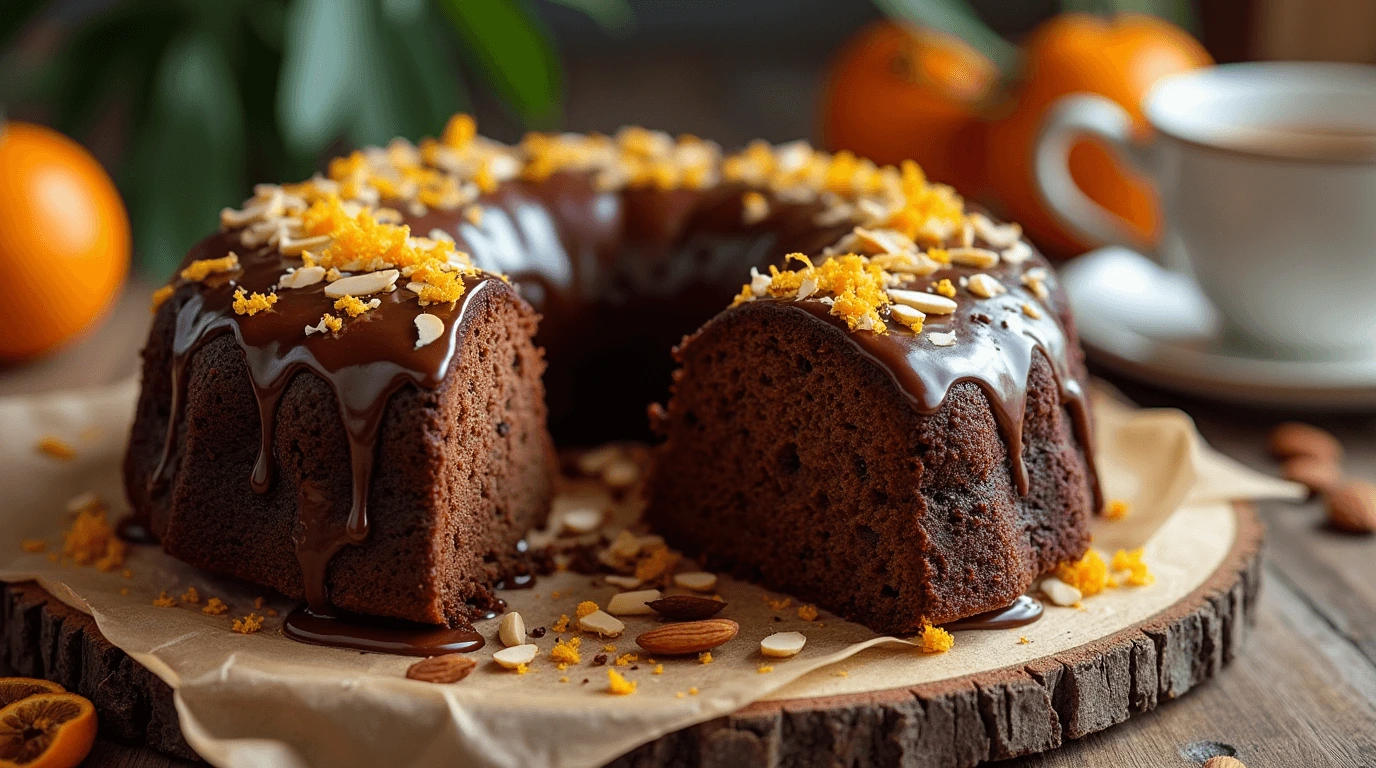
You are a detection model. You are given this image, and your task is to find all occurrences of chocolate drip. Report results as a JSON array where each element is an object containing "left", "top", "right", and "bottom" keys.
[
  {"left": 944, "top": 595, "right": 1043, "bottom": 631},
  {"left": 784, "top": 260, "right": 1098, "bottom": 505},
  {"left": 282, "top": 605, "right": 485, "bottom": 656}
]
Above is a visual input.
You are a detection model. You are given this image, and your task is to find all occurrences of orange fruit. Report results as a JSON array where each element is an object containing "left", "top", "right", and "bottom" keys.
[
  {"left": 0, "top": 122, "right": 130, "bottom": 361},
  {"left": 0, "top": 680, "right": 64, "bottom": 710},
  {"left": 984, "top": 13, "right": 1211, "bottom": 257},
  {"left": 0, "top": 691, "right": 97, "bottom": 768},
  {"left": 821, "top": 20, "right": 999, "bottom": 196}
]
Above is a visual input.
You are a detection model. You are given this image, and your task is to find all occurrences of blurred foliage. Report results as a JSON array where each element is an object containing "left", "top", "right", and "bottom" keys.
[{"left": 3, "top": 0, "right": 625, "bottom": 277}]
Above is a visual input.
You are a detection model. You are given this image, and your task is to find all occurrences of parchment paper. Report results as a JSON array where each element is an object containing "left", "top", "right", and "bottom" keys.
[{"left": 0, "top": 379, "right": 1302, "bottom": 768}]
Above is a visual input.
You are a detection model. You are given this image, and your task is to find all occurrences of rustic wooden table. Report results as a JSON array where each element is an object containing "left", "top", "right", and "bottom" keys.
[{"left": 4, "top": 283, "right": 1375, "bottom": 768}]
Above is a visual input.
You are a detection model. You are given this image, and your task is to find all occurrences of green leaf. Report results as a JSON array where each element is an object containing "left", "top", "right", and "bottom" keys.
[
  {"left": 435, "top": 0, "right": 562, "bottom": 128},
  {"left": 873, "top": 0, "right": 1020, "bottom": 75},
  {"left": 126, "top": 29, "right": 247, "bottom": 277},
  {"left": 376, "top": 0, "right": 469, "bottom": 138},
  {"left": 276, "top": 0, "right": 373, "bottom": 156}
]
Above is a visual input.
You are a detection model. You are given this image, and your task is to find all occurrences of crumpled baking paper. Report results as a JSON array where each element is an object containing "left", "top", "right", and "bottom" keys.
[{"left": 0, "top": 378, "right": 1302, "bottom": 768}]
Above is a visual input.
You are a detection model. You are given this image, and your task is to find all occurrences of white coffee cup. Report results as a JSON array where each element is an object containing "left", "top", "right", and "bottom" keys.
[{"left": 1035, "top": 62, "right": 1376, "bottom": 359}]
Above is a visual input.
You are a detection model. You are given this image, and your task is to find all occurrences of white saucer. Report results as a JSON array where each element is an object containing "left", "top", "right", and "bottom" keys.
[{"left": 1060, "top": 247, "right": 1376, "bottom": 410}]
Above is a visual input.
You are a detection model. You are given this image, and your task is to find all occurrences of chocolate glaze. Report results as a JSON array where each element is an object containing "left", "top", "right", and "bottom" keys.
[
  {"left": 283, "top": 606, "right": 485, "bottom": 656},
  {"left": 783, "top": 263, "right": 1100, "bottom": 509},
  {"left": 943, "top": 594, "right": 1043, "bottom": 631},
  {"left": 146, "top": 166, "right": 1098, "bottom": 652}
]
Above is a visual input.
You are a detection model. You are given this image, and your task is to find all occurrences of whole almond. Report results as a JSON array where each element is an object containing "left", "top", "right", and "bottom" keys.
[
  {"left": 635, "top": 619, "right": 739, "bottom": 656},
  {"left": 406, "top": 654, "right": 476, "bottom": 684},
  {"left": 1325, "top": 480, "right": 1376, "bottom": 534},
  {"left": 646, "top": 595, "right": 727, "bottom": 621},
  {"left": 1203, "top": 757, "right": 1246, "bottom": 768},
  {"left": 1269, "top": 422, "right": 1342, "bottom": 462},
  {"left": 1282, "top": 455, "right": 1342, "bottom": 494}
]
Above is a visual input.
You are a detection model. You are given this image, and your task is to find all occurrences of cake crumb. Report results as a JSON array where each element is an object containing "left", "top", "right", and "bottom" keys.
[
  {"left": 757, "top": 665, "right": 774, "bottom": 674},
  {"left": 917, "top": 623, "right": 954, "bottom": 654},
  {"left": 549, "top": 637, "right": 581, "bottom": 665},
  {"left": 202, "top": 597, "right": 228, "bottom": 616},
  {"left": 607, "top": 669, "right": 636, "bottom": 695},
  {"left": 652, "top": 664, "right": 663, "bottom": 675},
  {"left": 551, "top": 614, "right": 570, "bottom": 633},
  {"left": 797, "top": 604, "right": 818, "bottom": 622},
  {"left": 231, "top": 613, "right": 264, "bottom": 634},
  {"left": 766, "top": 597, "right": 791, "bottom": 611},
  {"left": 1105, "top": 500, "right": 1130, "bottom": 520},
  {"left": 20, "top": 539, "right": 46, "bottom": 553},
  {"left": 153, "top": 592, "right": 176, "bottom": 608},
  {"left": 698, "top": 652, "right": 713, "bottom": 665},
  {"left": 36, "top": 436, "right": 76, "bottom": 460},
  {"left": 180, "top": 587, "right": 200, "bottom": 604}
]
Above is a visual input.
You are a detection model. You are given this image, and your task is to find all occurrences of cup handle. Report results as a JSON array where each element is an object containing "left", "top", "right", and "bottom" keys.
[{"left": 1034, "top": 93, "right": 1158, "bottom": 257}]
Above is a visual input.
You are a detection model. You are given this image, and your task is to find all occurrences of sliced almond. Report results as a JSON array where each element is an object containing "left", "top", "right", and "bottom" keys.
[
  {"left": 603, "top": 458, "right": 640, "bottom": 488},
  {"left": 406, "top": 654, "right": 476, "bottom": 683},
  {"left": 604, "top": 574, "right": 643, "bottom": 590},
  {"left": 760, "top": 631, "right": 807, "bottom": 658},
  {"left": 886, "top": 288, "right": 956, "bottom": 315},
  {"left": 1000, "top": 240, "right": 1032, "bottom": 265},
  {"left": 852, "top": 226, "right": 916, "bottom": 255},
  {"left": 1041, "top": 577, "right": 1082, "bottom": 606},
  {"left": 889, "top": 304, "right": 925, "bottom": 328},
  {"left": 278, "top": 265, "right": 326, "bottom": 290},
  {"left": 492, "top": 643, "right": 538, "bottom": 668},
  {"left": 609, "top": 530, "right": 642, "bottom": 560},
  {"left": 948, "top": 247, "right": 1000, "bottom": 269},
  {"left": 413, "top": 313, "right": 444, "bottom": 350},
  {"left": 969, "top": 212, "right": 1022, "bottom": 248},
  {"left": 672, "top": 572, "right": 718, "bottom": 592},
  {"left": 967, "top": 273, "right": 1007, "bottom": 299},
  {"left": 579, "top": 609, "right": 626, "bottom": 637},
  {"left": 928, "top": 331, "right": 957, "bottom": 347},
  {"left": 635, "top": 619, "right": 739, "bottom": 656},
  {"left": 324, "top": 269, "right": 399, "bottom": 298},
  {"left": 577, "top": 445, "right": 621, "bottom": 476},
  {"left": 607, "top": 589, "right": 662, "bottom": 616},
  {"left": 498, "top": 612, "right": 526, "bottom": 647},
  {"left": 560, "top": 507, "right": 603, "bottom": 535}
]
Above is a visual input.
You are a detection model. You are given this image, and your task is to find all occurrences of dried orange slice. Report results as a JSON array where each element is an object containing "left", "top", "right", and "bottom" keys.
[
  {"left": 0, "top": 692, "right": 97, "bottom": 768},
  {"left": 0, "top": 680, "right": 64, "bottom": 710}
]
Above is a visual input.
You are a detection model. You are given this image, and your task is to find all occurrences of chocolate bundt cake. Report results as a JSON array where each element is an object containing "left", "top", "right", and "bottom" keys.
[
  {"left": 644, "top": 202, "right": 1099, "bottom": 635},
  {"left": 125, "top": 115, "right": 1097, "bottom": 631}
]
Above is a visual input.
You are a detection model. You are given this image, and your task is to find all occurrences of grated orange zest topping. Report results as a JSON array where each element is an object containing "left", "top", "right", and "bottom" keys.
[
  {"left": 36, "top": 436, "right": 76, "bottom": 460},
  {"left": 62, "top": 495, "right": 122, "bottom": 569},
  {"left": 917, "top": 623, "right": 954, "bottom": 653},
  {"left": 1111, "top": 548, "right": 1155, "bottom": 586},
  {"left": 933, "top": 278, "right": 956, "bottom": 298},
  {"left": 575, "top": 600, "right": 599, "bottom": 619},
  {"left": 1056, "top": 549, "right": 1109, "bottom": 596},
  {"left": 232, "top": 288, "right": 278, "bottom": 316},
  {"left": 153, "top": 592, "right": 176, "bottom": 608},
  {"left": 20, "top": 539, "right": 45, "bottom": 553},
  {"left": 1105, "top": 500, "right": 1130, "bottom": 520},
  {"left": 551, "top": 614, "right": 570, "bottom": 633},
  {"left": 180, "top": 253, "right": 241, "bottom": 282},
  {"left": 333, "top": 295, "right": 372, "bottom": 318},
  {"left": 232, "top": 613, "right": 265, "bottom": 634},
  {"left": 151, "top": 285, "right": 175, "bottom": 313},
  {"left": 797, "top": 604, "right": 818, "bottom": 622},
  {"left": 754, "top": 253, "right": 891, "bottom": 333},
  {"left": 549, "top": 637, "right": 581, "bottom": 665},
  {"left": 442, "top": 113, "right": 477, "bottom": 149},
  {"left": 607, "top": 669, "right": 636, "bottom": 695},
  {"left": 202, "top": 597, "right": 228, "bottom": 616}
]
